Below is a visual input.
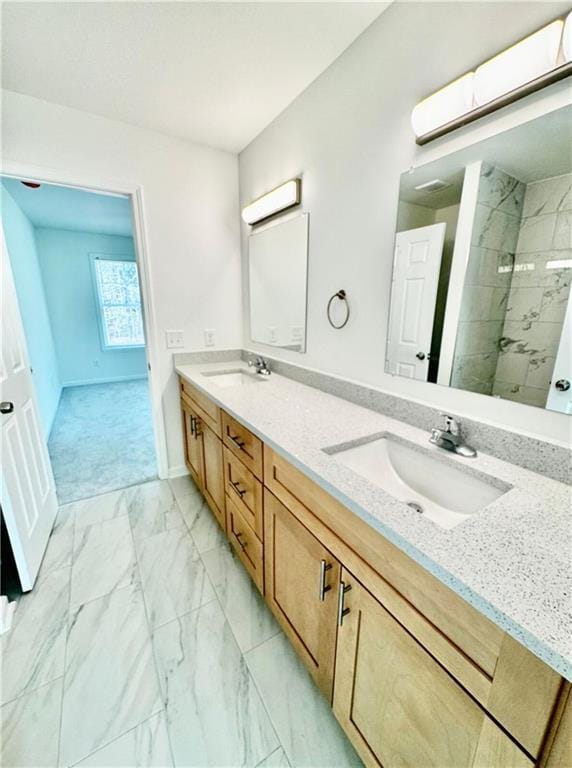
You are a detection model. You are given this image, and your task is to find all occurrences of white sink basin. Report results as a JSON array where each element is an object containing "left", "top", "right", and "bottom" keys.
[
  {"left": 328, "top": 435, "right": 509, "bottom": 529},
  {"left": 202, "top": 369, "right": 265, "bottom": 388}
]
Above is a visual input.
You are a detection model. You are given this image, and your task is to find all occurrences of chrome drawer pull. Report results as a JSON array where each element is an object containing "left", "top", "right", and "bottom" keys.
[
  {"left": 319, "top": 559, "right": 332, "bottom": 601},
  {"left": 230, "top": 434, "right": 246, "bottom": 450},
  {"left": 234, "top": 531, "right": 247, "bottom": 550},
  {"left": 337, "top": 581, "right": 352, "bottom": 626},
  {"left": 231, "top": 480, "right": 246, "bottom": 498}
]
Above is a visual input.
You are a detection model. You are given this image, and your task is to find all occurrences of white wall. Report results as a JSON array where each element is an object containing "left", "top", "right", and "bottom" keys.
[
  {"left": 2, "top": 89, "right": 242, "bottom": 474},
  {"left": 239, "top": 1, "right": 572, "bottom": 446}
]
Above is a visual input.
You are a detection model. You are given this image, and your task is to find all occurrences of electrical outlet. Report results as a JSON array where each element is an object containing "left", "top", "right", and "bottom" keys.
[
  {"left": 166, "top": 330, "right": 185, "bottom": 349},
  {"left": 268, "top": 326, "right": 277, "bottom": 344},
  {"left": 204, "top": 329, "right": 215, "bottom": 347}
]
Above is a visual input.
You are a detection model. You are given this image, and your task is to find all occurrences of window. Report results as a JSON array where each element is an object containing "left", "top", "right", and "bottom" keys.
[{"left": 91, "top": 256, "right": 145, "bottom": 349}]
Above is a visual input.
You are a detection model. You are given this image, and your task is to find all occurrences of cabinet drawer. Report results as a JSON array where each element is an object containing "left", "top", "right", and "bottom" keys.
[
  {"left": 222, "top": 411, "right": 263, "bottom": 479},
  {"left": 180, "top": 377, "right": 221, "bottom": 437},
  {"left": 223, "top": 447, "right": 263, "bottom": 539},
  {"left": 226, "top": 493, "right": 264, "bottom": 593}
]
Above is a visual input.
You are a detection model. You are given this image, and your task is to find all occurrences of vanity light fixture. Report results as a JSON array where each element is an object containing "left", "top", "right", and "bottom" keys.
[
  {"left": 413, "top": 15, "right": 572, "bottom": 145},
  {"left": 411, "top": 73, "right": 474, "bottom": 139},
  {"left": 241, "top": 178, "right": 301, "bottom": 225},
  {"left": 474, "top": 20, "right": 563, "bottom": 106},
  {"left": 563, "top": 11, "right": 572, "bottom": 62}
]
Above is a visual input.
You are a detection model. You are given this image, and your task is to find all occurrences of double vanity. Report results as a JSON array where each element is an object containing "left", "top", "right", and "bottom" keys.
[{"left": 176, "top": 355, "right": 571, "bottom": 768}]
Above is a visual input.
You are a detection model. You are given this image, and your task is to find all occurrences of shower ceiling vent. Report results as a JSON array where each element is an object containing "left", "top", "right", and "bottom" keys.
[{"left": 414, "top": 179, "right": 451, "bottom": 193}]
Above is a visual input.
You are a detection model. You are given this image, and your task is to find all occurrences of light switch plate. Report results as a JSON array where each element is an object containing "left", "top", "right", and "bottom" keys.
[
  {"left": 204, "top": 329, "right": 215, "bottom": 347},
  {"left": 166, "top": 330, "right": 184, "bottom": 349}
]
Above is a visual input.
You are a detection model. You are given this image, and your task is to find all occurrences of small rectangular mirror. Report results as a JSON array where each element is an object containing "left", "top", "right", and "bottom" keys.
[
  {"left": 386, "top": 105, "right": 572, "bottom": 414},
  {"left": 248, "top": 213, "right": 309, "bottom": 352}
]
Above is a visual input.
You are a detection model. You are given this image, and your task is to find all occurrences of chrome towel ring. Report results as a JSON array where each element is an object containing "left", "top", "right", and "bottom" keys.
[{"left": 327, "top": 289, "right": 350, "bottom": 329}]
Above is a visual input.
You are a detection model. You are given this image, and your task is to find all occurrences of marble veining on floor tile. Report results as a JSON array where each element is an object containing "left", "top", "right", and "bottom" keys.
[
  {"left": 70, "top": 515, "right": 138, "bottom": 610},
  {"left": 246, "top": 633, "right": 361, "bottom": 767},
  {"left": 4, "top": 478, "right": 365, "bottom": 768},
  {"left": 74, "top": 712, "right": 173, "bottom": 768},
  {"left": 152, "top": 600, "right": 280, "bottom": 767},
  {"left": 37, "top": 504, "right": 75, "bottom": 578},
  {"left": 136, "top": 526, "right": 215, "bottom": 629},
  {"left": 0, "top": 678, "right": 63, "bottom": 768},
  {"left": 71, "top": 487, "right": 130, "bottom": 531},
  {"left": 202, "top": 544, "right": 280, "bottom": 652},
  {"left": 127, "top": 479, "right": 186, "bottom": 547},
  {"left": 1, "top": 567, "right": 70, "bottom": 705},
  {"left": 177, "top": 493, "right": 227, "bottom": 553},
  {"left": 60, "top": 584, "right": 163, "bottom": 767}
]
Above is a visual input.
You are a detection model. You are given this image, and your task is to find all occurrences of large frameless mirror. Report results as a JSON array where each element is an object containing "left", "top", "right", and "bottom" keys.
[
  {"left": 248, "top": 213, "right": 309, "bottom": 353},
  {"left": 386, "top": 105, "right": 572, "bottom": 414}
]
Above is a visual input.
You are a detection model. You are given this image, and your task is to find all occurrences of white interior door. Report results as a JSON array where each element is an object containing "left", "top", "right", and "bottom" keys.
[
  {"left": 386, "top": 223, "right": 446, "bottom": 380},
  {"left": 1, "top": 227, "right": 57, "bottom": 591},
  {"left": 546, "top": 290, "right": 572, "bottom": 414}
]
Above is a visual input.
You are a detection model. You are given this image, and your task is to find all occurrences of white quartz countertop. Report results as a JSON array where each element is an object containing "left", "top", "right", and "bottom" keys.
[{"left": 176, "top": 360, "right": 572, "bottom": 680}]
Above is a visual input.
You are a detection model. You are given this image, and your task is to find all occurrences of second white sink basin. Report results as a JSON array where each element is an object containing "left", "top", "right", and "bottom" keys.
[
  {"left": 328, "top": 434, "right": 509, "bottom": 529},
  {"left": 202, "top": 369, "right": 265, "bottom": 388}
]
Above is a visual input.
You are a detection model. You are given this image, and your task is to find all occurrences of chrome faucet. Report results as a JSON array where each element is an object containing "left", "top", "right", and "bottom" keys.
[
  {"left": 429, "top": 414, "right": 476, "bottom": 458},
  {"left": 248, "top": 355, "right": 271, "bottom": 376}
]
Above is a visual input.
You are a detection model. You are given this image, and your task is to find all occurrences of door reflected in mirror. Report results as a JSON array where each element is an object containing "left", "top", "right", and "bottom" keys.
[
  {"left": 248, "top": 213, "right": 309, "bottom": 352},
  {"left": 386, "top": 105, "right": 571, "bottom": 415}
]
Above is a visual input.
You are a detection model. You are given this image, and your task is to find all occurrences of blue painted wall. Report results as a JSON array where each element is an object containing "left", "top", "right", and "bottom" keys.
[
  {"left": 1, "top": 189, "right": 62, "bottom": 437},
  {"left": 35, "top": 228, "right": 147, "bottom": 386}
]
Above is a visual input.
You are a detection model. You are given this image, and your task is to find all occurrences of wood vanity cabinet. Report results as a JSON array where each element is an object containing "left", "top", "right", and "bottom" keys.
[
  {"left": 333, "top": 569, "right": 534, "bottom": 768},
  {"left": 180, "top": 381, "right": 225, "bottom": 531},
  {"left": 178, "top": 381, "right": 570, "bottom": 767},
  {"left": 264, "top": 489, "right": 340, "bottom": 700}
]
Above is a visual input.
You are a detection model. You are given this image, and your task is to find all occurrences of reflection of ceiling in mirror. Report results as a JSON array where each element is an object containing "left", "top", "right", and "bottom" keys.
[{"left": 400, "top": 105, "right": 572, "bottom": 207}]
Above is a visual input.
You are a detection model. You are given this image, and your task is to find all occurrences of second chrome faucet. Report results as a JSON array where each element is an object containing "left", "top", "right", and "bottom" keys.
[{"left": 429, "top": 414, "right": 477, "bottom": 458}]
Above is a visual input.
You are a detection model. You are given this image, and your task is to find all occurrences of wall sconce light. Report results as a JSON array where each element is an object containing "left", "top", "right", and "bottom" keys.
[
  {"left": 411, "top": 73, "right": 474, "bottom": 138},
  {"left": 563, "top": 11, "right": 572, "bottom": 62},
  {"left": 474, "top": 21, "right": 563, "bottom": 106},
  {"left": 241, "top": 178, "right": 301, "bottom": 225},
  {"left": 412, "top": 15, "right": 572, "bottom": 145}
]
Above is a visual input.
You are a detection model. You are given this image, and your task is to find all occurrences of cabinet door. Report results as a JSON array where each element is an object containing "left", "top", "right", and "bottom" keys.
[
  {"left": 333, "top": 569, "right": 533, "bottom": 768},
  {"left": 181, "top": 398, "right": 203, "bottom": 489},
  {"left": 264, "top": 489, "right": 340, "bottom": 701},
  {"left": 201, "top": 422, "right": 225, "bottom": 532}
]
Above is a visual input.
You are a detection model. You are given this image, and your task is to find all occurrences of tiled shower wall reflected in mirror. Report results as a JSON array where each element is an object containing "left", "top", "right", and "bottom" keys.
[{"left": 453, "top": 167, "right": 571, "bottom": 407}]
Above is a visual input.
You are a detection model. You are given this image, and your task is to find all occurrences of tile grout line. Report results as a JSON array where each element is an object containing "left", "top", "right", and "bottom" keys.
[
  {"left": 188, "top": 499, "right": 287, "bottom": 766},
  {"left": 127, "top": 485, "right": 177, "bottom": 768},
  {"left": 66, "top": 711, "right": 165, "bottom": 768},
  {"left": 56, "top": 500, "right": 76, "bottom": 768},
  {"left": 171, "top": 477, "right": 288, "bottom": 765}
]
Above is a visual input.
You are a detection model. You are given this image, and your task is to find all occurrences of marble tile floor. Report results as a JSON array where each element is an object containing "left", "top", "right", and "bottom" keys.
[
  {"left": 1, "top": 476, "right": 361, "bottom": 768},
  {"left": 48, "top": 379, "right": 157, "bottom": 505}
]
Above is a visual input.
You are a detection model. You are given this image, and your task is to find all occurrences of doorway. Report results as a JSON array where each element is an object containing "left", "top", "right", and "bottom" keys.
[{"left": 2, "top": 176, "right": 158, "bottom": 504}]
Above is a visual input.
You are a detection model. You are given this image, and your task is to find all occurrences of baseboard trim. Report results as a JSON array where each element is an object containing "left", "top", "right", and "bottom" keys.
[
  {"left": 168, "top": 465, "right": 189, "bottom": 479},
  {"left": 62, "top": 374, "right": 148, "bottom": 387}
]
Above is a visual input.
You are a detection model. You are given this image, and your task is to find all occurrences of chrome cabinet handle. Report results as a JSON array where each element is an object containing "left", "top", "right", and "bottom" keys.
[
  {"left": 0, "top": 401, "right": 14, "bottom": 415},
  {"left": 319, "top": 559, "right": 332, "bottom": 601},
  {"left": 189, "top": 415, "right": 196, "bottom": 437},
  {"left": 555, "top": 379, "right": 570, "bottom": 392},
  {"left": 337, "top": 581, "right": 352, "bottom": 626},
  {"left": 230, "top": 434, "right": 246, "bottom": 450},
  {"left": 416, "top": 352, "right": 426, "bottom": 360},
  {"left": 231, "top": 480, "right": 246, "bottom": 498}
]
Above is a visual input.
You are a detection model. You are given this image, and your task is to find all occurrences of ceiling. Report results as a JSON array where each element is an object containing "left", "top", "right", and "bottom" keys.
[
  {"left": 1, "top": 178, "right": 133, "bottom": 236},
  {"left": 1, "top": 2, "right": 390, "bottom": 154},
  {"left": 400, "top": 105, "right": 572, "bottom": 209}
]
